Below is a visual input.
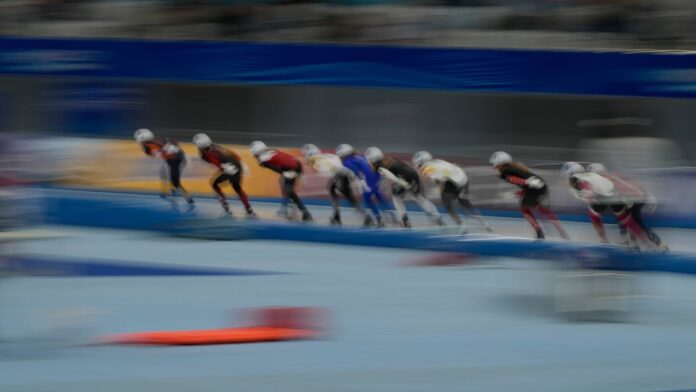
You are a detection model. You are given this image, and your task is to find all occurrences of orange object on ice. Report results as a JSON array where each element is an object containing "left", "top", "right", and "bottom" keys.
[
  {"left": 101, "top": 307, "right": 326, "bottom": 346},
  {"left": 104, "top": 326, "right": 318, "bottom": 345},
  {"left": 404, "top": 252, "right": 476, "bottom": 267}
]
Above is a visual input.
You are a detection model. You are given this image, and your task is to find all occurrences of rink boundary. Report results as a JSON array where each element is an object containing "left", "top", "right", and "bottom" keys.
[
  {"left": 1, "top": 255, "right": 282, "bottom": 277},
  {"left": 29, "top": 187, "right": 696, "bottom": 276},
  {"left": 34, "top": 186, "right": 696, "bottom": 230}
]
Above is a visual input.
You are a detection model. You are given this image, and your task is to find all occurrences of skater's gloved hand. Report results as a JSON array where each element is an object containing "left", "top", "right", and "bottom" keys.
[
  {"left": 572, "top": 189, "right": 594, "bottom": 203},
  {"left": 162, "top": 143, "right": 180, "bottom": 155},
  {"left": 377, "top": 167, "right": 410, "bottom": 188},
  {"left": 525, "top": 176, "right": 544, "bottom": 189},
  {"left": 282, "top": 171, "right": 298, "bottom": 179},
  {"left": 645, "top": 195, "right": 657, "bottom": 213},
  {"left": 501, "top": 191, "right": 518, "bottom": 200},
  {"left": 427, "top": 189, "right": 440, "bottom": 200},
  {"left": 222, "top": 163, "right": 239, "bottom": 175},
  {"left": 376, "top": 167, "right": 391, "bottom": 177},
  {"left": 357, "top": 179, "right": 371, "bottom": 192},
  {"left": 343, "top": 169, "right": 356, "bottom": 181},
  {"left": 430, "top": 173, "right": 446, "bottom": 184}
]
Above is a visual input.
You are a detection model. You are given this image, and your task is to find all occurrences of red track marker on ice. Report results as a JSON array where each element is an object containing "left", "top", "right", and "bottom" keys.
[
  {"left": 101, "top": 307, "right": 326, "bottom": 346},
  {"left": 404, "top": 252, "right": 477, "bottom": 267}
]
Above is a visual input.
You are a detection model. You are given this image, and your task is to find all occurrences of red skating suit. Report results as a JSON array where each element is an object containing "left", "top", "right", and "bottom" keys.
[
  {"left": 200, "top": 145, "right": 242, "bottom": 170},
  {"left": 141, "top": 138, "right": 184, "bottom": 161},
  {"left": 257, "top": 150, "right": 302, "bottom": 174}
]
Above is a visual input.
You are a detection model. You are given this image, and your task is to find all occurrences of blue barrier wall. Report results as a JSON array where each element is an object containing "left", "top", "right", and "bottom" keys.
[
  {"left": 2, "top": 37, "right": 696, "bottom": 98},
  {"left": 37, "top": 188, "right": 696, "bottom": 276}
]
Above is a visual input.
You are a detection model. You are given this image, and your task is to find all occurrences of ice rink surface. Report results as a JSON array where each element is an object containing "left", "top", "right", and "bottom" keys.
[{"left": 3, "top": 195, "right": 696, "bottom": 391}]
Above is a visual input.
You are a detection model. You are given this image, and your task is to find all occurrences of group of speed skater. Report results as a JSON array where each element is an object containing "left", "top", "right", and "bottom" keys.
[{"left": 133, "top": 128, "right": 667, "bottom": 251}]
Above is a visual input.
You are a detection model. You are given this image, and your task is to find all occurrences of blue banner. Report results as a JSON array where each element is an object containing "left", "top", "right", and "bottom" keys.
[
  {"left": 2, "top": 37, "right": 696, "bottom": 98},
  {"left": 39, "top": 80, "right": 147, "bottom": 135}
]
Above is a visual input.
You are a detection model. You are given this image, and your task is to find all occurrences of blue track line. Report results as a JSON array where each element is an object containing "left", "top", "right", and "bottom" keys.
[{"left": 2, "top": 255, "right": 283, "bottom": 277}]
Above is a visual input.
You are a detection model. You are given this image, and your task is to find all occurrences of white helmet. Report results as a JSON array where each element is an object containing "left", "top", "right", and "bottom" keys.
[
  {"left": 193, "top": 133, "right": 212, "bottom": 149},
  {"left": 250, "top": 141, "right": 268, "bottom": 157},
  {"left": 489, "top": 151, "right": 512, "bottom": 167},
  {"left": 587, "top": 163, "right": 608, "bottom": 175},
  {"left": 364, "top": 147, "right": 384, "bottom": 163},
  {"left": 134, "top": 128, "right": 154, "bottom": 143},
  {"left": 335, "top": 144, "right": 354, "bottom": 158},
  {"left": 561, "top": 161, "right": 585, "bottom": 180},
  {"left": 301, "top": 143, "right": 321, "bottom": 158},
  {"left": 412, "top": 151, "right": 433, "bottom": 168}
]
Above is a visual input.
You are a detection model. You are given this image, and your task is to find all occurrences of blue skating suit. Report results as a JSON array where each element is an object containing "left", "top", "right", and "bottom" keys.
[{"left": 341, "top": 154, "right": 391, "bottom": 218}]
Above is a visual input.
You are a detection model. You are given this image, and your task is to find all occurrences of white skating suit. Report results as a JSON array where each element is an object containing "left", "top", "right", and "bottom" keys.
[
  {"left": 419, "top": 158, "right": 490, "bottom": 230},
  {"left": 569, "top": 172, "right": 623, "bottom": 206},
  {"left": 307, "top": 153, "right": 349, "bottom": 176},
  {"left": 419, "top": 159, "right": 468, "bottom": 189}
]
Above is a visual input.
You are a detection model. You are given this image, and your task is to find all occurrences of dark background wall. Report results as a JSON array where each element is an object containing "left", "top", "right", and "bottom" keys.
[{"left": 2, "top": 76, "right": 695, "bottom": 164}]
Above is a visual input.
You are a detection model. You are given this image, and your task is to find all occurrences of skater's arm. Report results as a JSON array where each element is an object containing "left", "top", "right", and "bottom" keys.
[
  {"left": 377, "top": 167, "right": 410, "bottom": 188},
  {"left": 570, "top": 179, "right": 595, "bottom": 202},
  {"left": 142, "top": 142, "right": 162, "bottom": 158}
]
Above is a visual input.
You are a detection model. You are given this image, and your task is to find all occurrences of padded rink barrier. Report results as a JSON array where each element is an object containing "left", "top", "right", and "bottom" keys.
[
  {"left": 171, "top": 218, "right": 696, "bottom": 276},
  {"left": 37, "top": 188, "right": 696, "bottom": 276}
]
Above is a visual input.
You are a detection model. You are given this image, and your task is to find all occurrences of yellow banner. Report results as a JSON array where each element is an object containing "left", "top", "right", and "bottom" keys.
[{"left": 59, "top": 139, "right": 306, "bottom": 198}]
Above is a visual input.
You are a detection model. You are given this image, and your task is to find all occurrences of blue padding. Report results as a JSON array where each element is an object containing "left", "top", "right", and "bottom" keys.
[
  {"left": 2, "top": 255, "right": 280, "bottom": 277},
  {"left": 35, "top": 189, "right": 696, "bottom": 276},
  {"left": 41, "top": 192, "right": 188, "bottom": 231},
  {"left": 171, "top": 219, "right": 696, "bottom": 275},
  {"left": 41, "top": 186, "right": 696, "bottom": 229}
]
